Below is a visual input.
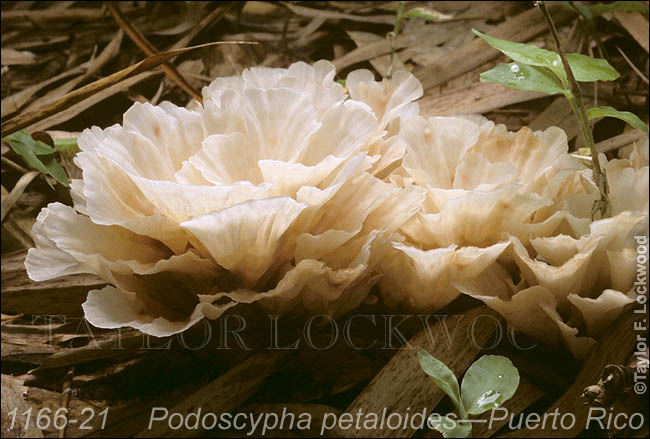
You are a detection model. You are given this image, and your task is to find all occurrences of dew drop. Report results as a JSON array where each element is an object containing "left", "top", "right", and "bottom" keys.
[
  {"left": 476, "top": 390, "right": 502, "bottom": 408},
  {"left": 552, "top": 59, "right": 560, "bottom": 67},
  {"left": 510, "top": 64, "right": 520, "bottom": 73},
  {"left": 497, "top": 374, "right": 504, "bottom": 379}
]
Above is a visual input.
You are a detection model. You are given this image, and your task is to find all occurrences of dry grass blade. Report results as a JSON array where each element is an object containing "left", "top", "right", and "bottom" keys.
[
  {"left": 615, "top": 45, "right": 649, "bottom": 84},
  {"left": 0, "top": 41, "right": 257, "bottom": 137},
  {"left": 1, "top": 65, "right": 85, "bottom": 118},
  {"left": 333, "top": 24, "right": 458, "bottom": 71},
  {"left": 1, "top": 157, "right": 29, "bottom": 174},
  {"left": 171, "top": 3, "right": 230, "bottom": 50},
  {"left": 0, "top": 48, "right": 37, "bottom": 65},
  {"left": 18, "top": 29, "right": 124, "bottom": 117},
  {"left": 1, "top": 8, "right": 109, "bottom": 23},
  {"left": 293, "top": 16, "right": 327, "bottom": 47},
  {"left": 27, "top": 70, "right": 160, "bottom": 132},
  {"left": 0, "top": 171, "right": 39, "bottom": 222},
  {"left": 105, "top": 1, "right": 202, "bottom": 102}
]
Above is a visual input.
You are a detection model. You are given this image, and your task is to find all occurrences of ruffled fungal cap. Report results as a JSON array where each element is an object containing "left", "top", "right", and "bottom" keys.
[
  {"left": 26, "top": 61, "right": 425, "bottom": 336},
  {"left": 379, "top": 115, "right": 648, "bottom": 359}
]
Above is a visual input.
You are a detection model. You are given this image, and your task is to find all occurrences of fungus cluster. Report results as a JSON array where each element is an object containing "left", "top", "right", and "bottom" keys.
[{"left": 26, "top": 61, "right": 648, "bottom": 358}]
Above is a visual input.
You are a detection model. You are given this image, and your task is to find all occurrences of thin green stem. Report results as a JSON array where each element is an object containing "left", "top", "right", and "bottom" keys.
[
  {"left": 457, "top": 401, "right": 468, "bottom": 421},
  {"left": 386, "top": 1, "right": 405, "bottom": 79},
  {"left": 537, "top": 1, "right": 610, "bottom": 219}
]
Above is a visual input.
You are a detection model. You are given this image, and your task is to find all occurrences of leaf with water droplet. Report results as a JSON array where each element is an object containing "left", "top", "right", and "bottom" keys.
[
  {"left": 460, "top": 355, "right": 520, "bottom": 415},
  {"left": 480, "top": 63, "right": 569, "bottom": 95},
  {"left": 476, "top": 390, "right": 501, "bottom": 408},
  {"left": 472, "top": 29, "right": 565, "bottom": 80},
  {"left": 473, "top": 29, "right": 621, "bottom": 84}
]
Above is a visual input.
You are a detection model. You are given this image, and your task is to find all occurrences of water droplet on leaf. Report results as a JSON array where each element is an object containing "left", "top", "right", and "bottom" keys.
[
  {"left": 476, "top": 390, "right": 502, "bottom": 408},
  {"left": 510, "top": 64, "right": 520, "bottom": 73}
]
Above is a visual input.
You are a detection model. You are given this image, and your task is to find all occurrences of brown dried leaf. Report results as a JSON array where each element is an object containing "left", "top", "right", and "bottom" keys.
[{"left": 1, "top": 171, "right": 39, "bottom": 222}]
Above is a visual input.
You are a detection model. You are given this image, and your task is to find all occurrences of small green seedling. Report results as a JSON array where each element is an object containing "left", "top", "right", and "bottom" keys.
[
  {"left": 2, "top": 130, "right": 75, "bottom": 187},
  {"left": 386, "top": 2, "right": 451, "bottom": 78},
  {"left": 418, "top": 348, "right": 520, "bottom": 438}
]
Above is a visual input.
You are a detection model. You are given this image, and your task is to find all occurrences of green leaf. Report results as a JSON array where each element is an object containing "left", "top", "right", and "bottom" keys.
[
  {"left": 403, "top": 8, "right": 439, "bottom": 20},
  {"left": 461, "top": 355, "right": 520, "bottom": 415},
  {"left": 587, "top": 106, "right": 649, "bottom": 133},
  {"left": 565, "top": 53, "right": 620, "bottom": 82},
  {"left": 480, "top": 63, "right": 570, "bottom": 95},
  {"left": 472, "top": 29, "right": 565, "bottom": 79},
  {"left": 3, "top": 131, "right": 50, "bottom": 175},
  {"left": 40, "top": 155, "right": 69, "bottom": 186},
  {"left": 427, "top": 414, "right": 472, "bottom": 438},
  {"left": 7, "top": 131, "right": 56, "bottom": 155},
  {"left": 590, "top": 1, "right": 649, "bottom": 17},
  {"left": 473, "top": 29, "right": 620, "bottom": 84},
  {"left": 33, "top": 140, "right": 56, "bottom": 155},
  {"left": 418, "top": 348, "right": 466, "bottom": 418},
  {"left": 53, "top": 137, "right": 78, "bottom": 152},
  {"left": 2, "top": 130, "right": 69, "bottom": 187}
]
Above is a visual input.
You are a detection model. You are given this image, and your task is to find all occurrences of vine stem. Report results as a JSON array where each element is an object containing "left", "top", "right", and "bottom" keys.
[{"left": 536, "top": 1, "right": 610, "bottom": 219}]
